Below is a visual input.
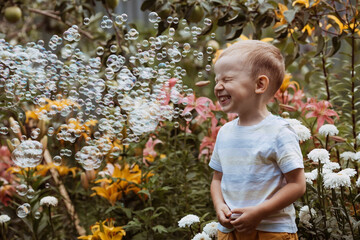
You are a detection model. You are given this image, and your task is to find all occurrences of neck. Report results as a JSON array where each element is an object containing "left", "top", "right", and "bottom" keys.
[{"left": 237, "top": 107, "right": 270, "bottom": 126}]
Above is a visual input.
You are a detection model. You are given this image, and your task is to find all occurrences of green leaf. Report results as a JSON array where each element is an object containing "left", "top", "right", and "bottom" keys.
[
  {"left": 141, "top": 0, "right": 156, "bottom": 11},
  {"left": 226, "top": 28, "right": 243, "bottom": 41},
  {"left": 152, "top": 225, "right": 168, "bottom": 233},
  {"left": 326, "top": 37, "right": 341, "bottom": 57},
  {"left": 283, "top": 10, "right": 296, "bottom": 23}
]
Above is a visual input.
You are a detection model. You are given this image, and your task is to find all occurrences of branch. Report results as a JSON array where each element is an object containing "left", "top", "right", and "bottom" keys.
[
  {"left": 43, "top": 149, "right": 86, "bottom": 236},
  {"left": 28, "top": 8, "right": 94, "bottom": 40}
]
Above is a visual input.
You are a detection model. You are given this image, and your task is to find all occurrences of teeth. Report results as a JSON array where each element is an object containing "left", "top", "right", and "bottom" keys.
[{"left": 219, "top": 96, "right": 230, "bottom": 101}]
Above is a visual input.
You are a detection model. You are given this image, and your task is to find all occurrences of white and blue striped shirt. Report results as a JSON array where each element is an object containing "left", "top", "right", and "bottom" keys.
[{"left": 209, "top": 114, "right": 304, "bottom": 233}]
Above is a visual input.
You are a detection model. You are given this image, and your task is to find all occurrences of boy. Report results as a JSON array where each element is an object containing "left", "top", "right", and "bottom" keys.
[{"left": 209, "top": 40, "right": 306, "bottom": 240}]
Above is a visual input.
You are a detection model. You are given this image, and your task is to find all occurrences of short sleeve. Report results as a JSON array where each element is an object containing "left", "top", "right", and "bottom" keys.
[
  {"left": 209, "top": 129, "right": 223, "bottom": 172},
  {"left": 275, "top": 125, "right": 304, "bottom": 173}
]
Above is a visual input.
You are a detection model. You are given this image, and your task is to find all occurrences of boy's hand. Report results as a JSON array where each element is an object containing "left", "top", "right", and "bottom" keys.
[
  {"left": 215, "top": 203, "right": 233, "bottom": 229},
  {"left": 230, "top": 206, "right": 263, "bottom": 233}
]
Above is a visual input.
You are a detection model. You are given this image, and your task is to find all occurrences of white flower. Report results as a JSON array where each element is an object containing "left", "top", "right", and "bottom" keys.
[
  {"left": 339, "top": 168, "right": 357, "bottom": 177},
  {"left": 340, "top": 152, "right": 356, "bottom": 161},
  {"left": 323, "top": 172, "right": 351, "bottom": 189},
  {"left": 40, "top": 196, "right": 58, "bottom": 207},
  {"left": 357, "top": 133, "right": 360, "bottom": 141},
  {"left": 178, "top": 214, "right": 200, "bottom": 228},
  {"left": 355, "top": 152, "right": 360, "bottom": 162},
  {"left": 356, "top": 177, "right": 360, "bottom": 188},
  {"left": 299, "top": 205, "right": 316, "bottom": 228},
  {"left": 0, "top": 214, "right": 10, "bottom": 223},
  {"left": 192, "top": 232, "right": 211, "bottom": 240},
  {"left": 202, "top": 222, "right": 218, "bottom": 237},
  {"left": 323, "top": 162, "right": 340, "bottom": 171},
  {"left": 308, "top": 149, "right": 330, "bottom": 164},
  {"left": 305, "top": 169, "right": 317, "bottom": 184},
  {"left": 285, "top": 118, "right": 311, "bottom": 141},
  {"left": 318, "top": 124, "right": 339, "bottom": 136}
]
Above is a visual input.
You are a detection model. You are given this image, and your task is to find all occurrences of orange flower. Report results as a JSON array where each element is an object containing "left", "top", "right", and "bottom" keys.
[
  {"left": 273, "top": 3, "right": 289, "bottom": 29},
  {"left": 78, "top": 219, "right": 125, "bottom": 240},
  {"left": 279, "top": 74, "right": 300, "bottom": 93}
]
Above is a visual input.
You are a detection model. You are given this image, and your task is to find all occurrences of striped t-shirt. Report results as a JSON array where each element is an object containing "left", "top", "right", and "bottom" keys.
[{"left": 209, "top": 114, "right": 304, "bottom": 233}]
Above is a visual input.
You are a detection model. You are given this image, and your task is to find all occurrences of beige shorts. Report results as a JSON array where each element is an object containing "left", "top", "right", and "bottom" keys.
[{"left": 217, "top": 230, "right": 298, "bottom": 240}]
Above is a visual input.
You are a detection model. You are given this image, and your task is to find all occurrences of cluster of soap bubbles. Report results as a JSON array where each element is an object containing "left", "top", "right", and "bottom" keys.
[
  {"left": 1, "top": 10, "right": 216, "bottom": 171},
  {"left": 75, "top": 146, "right": 103, "bottom": 170},
  {"left": 11, "top": 140, "right": 43, "bottom": 168}
]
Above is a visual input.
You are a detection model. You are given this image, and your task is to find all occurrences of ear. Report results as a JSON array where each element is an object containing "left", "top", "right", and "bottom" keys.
[{"left": 254, "top": 75, "right": 269, "bottom": 94}]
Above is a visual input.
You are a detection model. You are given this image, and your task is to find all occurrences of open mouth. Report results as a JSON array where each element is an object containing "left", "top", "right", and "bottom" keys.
[{"left": 218, "top": 95, "right": 231, "bottom": 104}]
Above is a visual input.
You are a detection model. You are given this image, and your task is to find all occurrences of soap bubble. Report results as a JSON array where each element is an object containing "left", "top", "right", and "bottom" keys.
[
  {"left": 83, "top": 18, "right": 90, "bottom": 25},
  {"left": 53, "top": 155, "right": 62, "bottom": 166},
  {"left": 34, "top": 211, "right": 41, "bottom": 219},
  {"left": 121, "top": 13, "right": 128, "bottom": 22},
  {"left": 26, "top": 187, "right": 35, "bottom": 199},
  {"left": 0, "top": 127, "right": 8, "bottom": 135},
  {"left": 148, "top": 12, "right": 158, "bottom": 23},
  {"left": 12, "top": 140, "right": 43, "bottom": 168},
  {"left": 17, "top": 203, "right": 31, "bottom": 218},
  {"left": 183, "top": 112, "right": 193, "bottom": 121},
  {"left": 16, "top": 184, "right": 28, "bottom": 196},
  {"left": 204, "top": 18, "right": 212, "bottom": 26},
  {"left": 75, "top": 146, "right": 103, "bottom": 170}
]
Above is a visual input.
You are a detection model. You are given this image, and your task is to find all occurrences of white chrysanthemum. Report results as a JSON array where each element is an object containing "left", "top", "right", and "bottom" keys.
[
  {"left": 202, "top": 222, "right": 218, "bottom": 237},
  {"left": 40, "top": 196, "right": 58, "bottom": 207},
  {"left": 355, "top": 152, "right": 360, "bottom": 162},
  {"left": 305, "top": 169, "right": 318, "bottom": 184},
  {"left": 323, "top": 172, "right": 351, "bottom": 189},
  {"left": 357, "top": 133, "right": 360, "bottom": 141},
  {"left": 318, "top": 124, "right": 339, "bottom": 136},
  {"left": 323, "top": 162, "right": 340, "bottom": 171},
  {"left": 356, "top": 178, "right": 360, "bottom": 188},
  {"left": 0, "top": 214, "right": 11, "bottom": 223},
  {"left": 178, "top": 214, "right": 200, "bottom": 228},
  {"left": 285, "top": 118, "right": 302, "bottom": 127},
  {"left": 308, "top": 149, "right": 330, "bottom": 163},
  {"left": 340, "top": 151, "right": 356, "bottom": 161},
  {"left": 292, "top": 124, "right": 311, "bottom": 142},
  {"left": 192, "top": 232, "right": 211, "bottom": 240},
  {"left": 299, "top": 205, "right": 316, "bottom": 228},
  {"left": 339, "top": 168, "right": 357, "bottom": 177}
]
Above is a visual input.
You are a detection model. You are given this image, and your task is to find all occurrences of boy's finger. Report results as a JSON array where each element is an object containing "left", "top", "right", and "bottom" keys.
[
  {"left": 231, "top": 208, "right": 244, "bottom": 213},
  {"left": 222, "top": 208, "right": 232, "bottom": 217}
]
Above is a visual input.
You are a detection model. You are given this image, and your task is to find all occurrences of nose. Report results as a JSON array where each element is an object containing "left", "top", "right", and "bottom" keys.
[{"left": 214, "top": 81, "right": 224, "bottom": 92}]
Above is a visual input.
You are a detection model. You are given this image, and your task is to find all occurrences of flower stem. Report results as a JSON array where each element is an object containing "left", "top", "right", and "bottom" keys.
[
  {"left": 1, "top": 223, "right": 7, "bottom": 240},
  {"left": 48, "top": 206, "right": 55, "bottom": 238},
  {"left": 340, "top": 187, "right": 355, "bottom": 239}
]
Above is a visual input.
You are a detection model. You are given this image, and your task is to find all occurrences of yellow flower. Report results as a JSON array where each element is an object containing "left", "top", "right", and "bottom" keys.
[
  {"left": 58, "top": 118, "right": 98, "bottom": 140},
  {"left": 91, "top": 163, "right": 152, "bottom": 205},
  {"left": 280, "top": 74, "right": 300, "bottom": 93},
  {"left": 26, "top": 98, "right": 80, "bottom": 122},
  {"left": 7, "top": 164, "right": 78, "bottom": 177},
  {"left": 327, "top": 15, "right": 344, "bottom": 34},
  {"left": 292, "top": 0, "right": 321, "bottom": 8},
  {"left": 302, "top": 24, "right": 314, "bottom": 35},
  {"left": 273, "top": 3, "right": 288, "bottom": 29},
  {"left": 78, "top": 219, "right": 126, "bottom": 240}
]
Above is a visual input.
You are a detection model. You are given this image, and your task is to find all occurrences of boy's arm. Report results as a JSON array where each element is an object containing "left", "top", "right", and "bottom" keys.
[
  {"left": 211, "top": 170, "right": 233, "bottom": 229},
  {"left": 230, "top": 168, "right": 306, "bottom": 233}
]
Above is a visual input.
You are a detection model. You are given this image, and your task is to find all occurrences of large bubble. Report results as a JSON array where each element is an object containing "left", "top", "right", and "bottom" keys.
[{"left": 11, "top": 140, "right": 43, "bottom": 168}]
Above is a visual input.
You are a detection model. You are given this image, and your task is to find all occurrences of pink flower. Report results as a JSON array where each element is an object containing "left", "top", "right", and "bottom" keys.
[
  {"left": 0, "top": 146, "right": 15, "bottom": 206},
  {"left": 199, "top": 117, "right": 221, "bottom": 159},
  {"left": 180, "top": 93, "right": 215, "bottom": 121},
  {"left": 159, "top": 78, "right": 181, "bottom": 105},
  {"left": 305, "top": 99, "right": 339, "bottom": 131},
  {"left": 143, "top": 136, "right": 162, "bottom": 164}
]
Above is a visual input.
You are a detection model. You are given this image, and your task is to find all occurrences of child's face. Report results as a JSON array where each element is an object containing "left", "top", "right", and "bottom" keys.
[{"left": 214, "top": 54, "right": 256, "bottom": 115}]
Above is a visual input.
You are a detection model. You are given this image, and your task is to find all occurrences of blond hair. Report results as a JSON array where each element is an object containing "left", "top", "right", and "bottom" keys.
[{"left": 218, "top": 40, "right": 285, "bottom": 96}]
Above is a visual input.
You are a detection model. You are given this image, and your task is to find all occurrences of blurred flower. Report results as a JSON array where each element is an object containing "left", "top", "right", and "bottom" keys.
[
  {"left": 8, "top": 163, "right": 79, "bottom": 178},
  {"left": 307, "top": 149, "right": 330, "bottom": 164},
  {"left": 199, "top": 117, "right": 221, "bottom": 160},
  {"left": 280, "top": 74, "right": 299, "bottom": 93},
  {"left": 305, "top": 100, "right": 339, "bottom": 131},
  {"left": 292, "top": 0, "right": 321, "bottom": 8},
  {"left": 355, "top": 152, "right": 360, "bottom": 162},
  {"left": 305, "top": 169, "right": 317, "bottom": 184},
  {"left": 40, "top": 196, "right": 58, "bottom": 207},
  {"left": 285, "top": 118, "right": 311, "bottom": 142},
  {"left": 323, "top": 162, "right": 340, "bottom": 171},
  {"left": 143, "top": 136, "right": 162, "bottom": 165},
  {"left": 339, "top": 168, "right": 357, "bottom": 177},
  {"left": 91, "top": 163, "right": 151, "bottom": 206},
  {"left": 356, "top": 177, "right": 360, "bottom": 188},
  {"left": 299, "top": 205, "right": 316, "bottom": 228},
  {"left": 340, "top": 152, "right": 356, "bottom": 161},
  {"left": 274, "top": 3, "right": 288, "bottom": 28},
  {"left": 323, "top": 172, "right": 351, "bottom": 189},
  {"left": 202, "top": 222, "right": 218, "bottom": 237},
  {"left": 0, "top": 214, "right": 10, "bottom": 223},
  {"left": 78, "top": 219, "right": 125, "bottom": 240},
  {"left": 178, "top": 214, "right": 200, "bottom": 228},
  {"left": 180, "top": 94, "right": 215, "bottom": 121},
  {"left": 192, "top": 232, "right": 211, "bottom": 240},
  {"left": 319, "top": 124, "right": 338, "bottom": 136},
  {"left": 26, "top": 98, "right": 79, "bottom": 122}
]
